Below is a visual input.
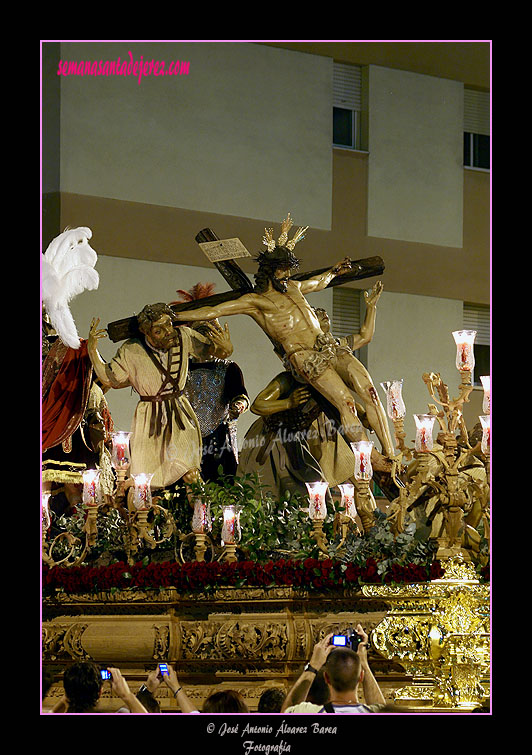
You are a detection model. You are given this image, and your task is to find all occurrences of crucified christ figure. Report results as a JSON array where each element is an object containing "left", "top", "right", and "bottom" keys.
[{"left": 173, "top": 216, "right": 396, "bottom": 468}]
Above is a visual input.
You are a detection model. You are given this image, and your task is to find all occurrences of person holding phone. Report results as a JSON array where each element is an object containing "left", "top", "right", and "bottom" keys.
[
  {"left": 281, "top": 626, "right": 386, "bottom": 714},
  {"left": 125, "top": 663, "right": 200, "bottom": 714},
  {"left": 49, "top": 662, "right": 148, "bottom": 713}
]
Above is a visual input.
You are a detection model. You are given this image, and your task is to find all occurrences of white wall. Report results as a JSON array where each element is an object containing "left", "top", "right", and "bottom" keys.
[
  {"left": 69, "top": 255, "right": 333, "bottom": 445},
  {"left": 365, "top": 65, "right": 464, "bottom": 248},
  {"left": 59, "top": 41, "right": 333, "bottom": 229},
  {"left": 367, "top": 290, "right": 464, "bottom": 446},
  {"left": 70, "top": 255, "right": 468, "bottom": 454}
]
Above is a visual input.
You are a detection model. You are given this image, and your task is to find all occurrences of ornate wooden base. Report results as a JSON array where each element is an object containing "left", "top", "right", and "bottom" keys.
[
  {"left": 42, "top": 586, "right": 406, "bottom": 712},
  {"left": 42, "top": 562, "right": 490, "bottom": 713}
]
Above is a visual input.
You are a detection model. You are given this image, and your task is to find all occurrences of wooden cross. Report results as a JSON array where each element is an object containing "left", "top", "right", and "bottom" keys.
[
  {"left": 106, "top": 228, "right": 385, "bottom": 343},
  {"left": 105, "top": 228, "right": 400, "bottom": 499}
]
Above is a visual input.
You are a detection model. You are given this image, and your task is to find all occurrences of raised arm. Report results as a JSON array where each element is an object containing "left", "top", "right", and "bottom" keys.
[
  {"left": 161, "top": 664, "right": 199, "bottom": 713},
  {"left": 281, "top": 633, "right": 333, "bottom": 712},
  {"left": 356, "top": 625, "right": 386, "bottom": 706},
  {"left": 87, "top": 317, "right": 113, "bottom": 388},
  {"left": 298, "top": 257, "right": 353, "bottom": 295},
  {"left": 174, "top": 293, "right": 260, "bottom": 323},
  {"left": 347, "top": 282, "right": 383, "bottom": 351},
  {"left": 108, "top": 667, "right": 148, "bottom": 713}
]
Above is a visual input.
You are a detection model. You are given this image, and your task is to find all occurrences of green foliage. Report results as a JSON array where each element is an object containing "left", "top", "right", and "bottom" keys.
[
  {"left": 186, "top": 470, "right": 319, "bottom": 561},
  {"left": 48, "top": 473, "right": 439, "bottom": 570},
  {"left": 53, "top": 505, "right": 129, "bottom": 562},
  {"left": 328, "top": 508, "right": 438, "bottom": 573}
]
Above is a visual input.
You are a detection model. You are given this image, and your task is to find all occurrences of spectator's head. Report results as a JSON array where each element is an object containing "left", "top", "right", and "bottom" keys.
[
  {"left": 203, "top": 690, "right": 249, "bottom": 713},
  {"left": 63, "top": 662, "right": 103, "bottom": 713},
  {"left": 257, "top": 688, "right": 286, "bottom": 713},
  {"left": 137, "top": 689, "right": 161, "bottom": 713},
  {"left": 307, "top": 669, "right": 330, "bottom": 705},
  {"left": 323, "top": 648, "right": 362, "bottom": 694},
  {"left": 42, "top": 668, "right": 56, "bottom": 700}
]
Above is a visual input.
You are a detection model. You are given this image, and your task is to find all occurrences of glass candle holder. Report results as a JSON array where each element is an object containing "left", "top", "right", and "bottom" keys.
[
  {"left": 82, "top": 469, "right": 101, "bottom": 506},
  {"left": 111, "top": 431, "right": 132, "bottom": 471},
  {"left": 414, "top": 414, "right": 436, "bottom": 453},
  {"left": 42, "top": 492, "right": 51, "bottom": 532},
  {"left": 338, "top": 483, "right": 357, "bottom": 520},
  {"left": 191, "top": 498, "right": 212, "bottom": 534},
  {"left": 131, "top": 473, "right": 154, "bottom": 510},
  {"left": 380, "top": 380, "right": 406, "bottom": 420},
  {"left": 221, "top": 505, "right": 241, "bottom": 544},
  {"left": 351, "top": 441, "right": 374, "bottom": 481},
  {"left": 452, "top": 330, "right": 476, "bottom": 372},
  {"left": 305, "top": 481, "right": 329, "bottom": 520},
  {"left": 479, "top": 415, "right": 490, "bottom": 455},
  {"left": 480, "top": 376, "right": 490, "bottom": 414}
]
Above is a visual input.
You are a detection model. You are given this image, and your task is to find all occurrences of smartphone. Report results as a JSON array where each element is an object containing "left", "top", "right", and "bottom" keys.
[
  {"left": 100, "top": 669, "right": 112, "bottom": 680},
  {"left": 158, "top": 663, "right": 169, "bottom": 676}
]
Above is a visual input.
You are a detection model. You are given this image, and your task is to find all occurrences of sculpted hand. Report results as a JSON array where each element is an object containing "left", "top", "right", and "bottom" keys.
[
  {"left": 229, "top": 398, "right": 249, "bottom": 418},
  {"left": 204, "top": 320, "right": 233, "bottom": 358},
  {"left": 332, "top": 257, "right": 352, "bottom": 276},
  {"left": 87, "top": 317, "right": 108, "bottom": 351},
  {"left": 287, "top": 386, "right": 312, "bottom": 409},
  {"left": 364, "top": 281, "right": 383, "bottom": 307}
]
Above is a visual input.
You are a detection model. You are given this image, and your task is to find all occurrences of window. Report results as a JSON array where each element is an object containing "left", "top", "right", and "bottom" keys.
[
  {"left": 333, "top": 106, "right": 358, "bottom": 149},
  {"left": 333, "top": 63, "right": 362, "bottom": 150},
  {"left": 464, "top": 132, "right": 490, "bottom": 169},
  {"left": 464, "top": 89, "right": 490, "bottom": 170},
  {"left": 463, "top": 303, "right": 490, "bottom": 386},
  {"left": 332, "top": 287, "right": 364, "bottom": 360}
]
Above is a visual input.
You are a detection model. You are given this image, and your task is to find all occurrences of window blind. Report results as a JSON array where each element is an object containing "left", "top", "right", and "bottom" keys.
[
  {"left": 333, "top": 62, "right": 362, "bottom": 110},
  {"left": 332, "top": 287, "right": 361, "bottom": 339},
  {"left": 463, "top": 303, "right": 490, "bottom": 346},
  {"left": 464, "top": 88, "right": 490, "bottom": 136}
]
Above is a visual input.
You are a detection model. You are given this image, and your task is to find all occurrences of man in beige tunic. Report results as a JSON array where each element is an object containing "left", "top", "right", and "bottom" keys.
[{"left": 87, "top": 303, "right": 232, "bottom": 489}]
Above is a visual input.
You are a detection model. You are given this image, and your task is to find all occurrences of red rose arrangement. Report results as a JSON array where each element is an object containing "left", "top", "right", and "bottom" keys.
[{"left": 42, "top": 557, "right": 448, "bottom": 596}]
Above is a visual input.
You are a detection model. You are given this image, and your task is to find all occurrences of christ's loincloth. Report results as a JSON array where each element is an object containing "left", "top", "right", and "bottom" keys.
[{"left": 286, "top": 332, "right": 351, "bottom": 382}]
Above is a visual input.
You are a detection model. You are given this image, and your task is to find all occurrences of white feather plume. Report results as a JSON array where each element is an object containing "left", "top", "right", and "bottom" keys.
[{"left": 42, "top": 226, "right": 100, "bottom": 349}]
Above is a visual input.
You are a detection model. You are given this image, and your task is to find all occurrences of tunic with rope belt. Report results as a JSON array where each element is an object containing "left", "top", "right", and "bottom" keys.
[{"left": 103, "top": 326, "right": 212, "bottom": 489}]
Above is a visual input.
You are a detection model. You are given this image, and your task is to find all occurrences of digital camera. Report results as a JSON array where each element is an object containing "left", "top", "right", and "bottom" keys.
[
  {"left": 100, "top": 669, "right": 112, "bottom": 680},
  {"left": 158, "top": 663, "right": 169, "bottom": 676},
  {"left": 330, "top": 631, "right": 365, "bottom": 651}
]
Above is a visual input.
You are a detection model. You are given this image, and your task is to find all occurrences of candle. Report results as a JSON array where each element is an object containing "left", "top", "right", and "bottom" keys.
[
  {"left": 414, "top": 414, "right": 436, "bottom": 453},
  {"left": 132, "top": 473, "right": 153, "bottom": 510},
  {"left": 111, "top": 431, "right": 132, "bottom": 471},
  {"left": 479, "top": 415, "right": 490, "bottom": 455},
  {"left": 452, "top": 330, "right": 476, "bottom": 373},
  {"left": 82, "top": 469, "right": 101, "bottom": 506},
  {"left": 221, "top": 505, "right": 241, "bottom": 544},
  {"left": 305, "top": 481, "right": 329, "bottom": 520},
  {"left": 380, "top": 380, "right": 406, "bottom": 420},
  {"left": 42, "top": 492, "right": 51, "bottom": 532},
  {"left": 351, "top": 441, "right": 374, "bottom": 481},
  {"left": 480, "top": 376, "right": 490, "bottom": 414},
  {"left": 338, "top": 483, "right": 357, "bottom": 520},
  {"left": 192, "top": 498, "right": 212, "bottom": 534}
]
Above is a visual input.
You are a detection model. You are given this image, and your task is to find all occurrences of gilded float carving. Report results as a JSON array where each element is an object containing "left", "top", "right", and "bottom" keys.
[{"left": 363, "top": 557, "right": 490, "bottom": 710}]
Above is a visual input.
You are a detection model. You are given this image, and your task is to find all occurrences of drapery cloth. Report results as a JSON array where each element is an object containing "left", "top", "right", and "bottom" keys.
[{"left": 42, "top": 339, "right": 93, "bottom": 454}]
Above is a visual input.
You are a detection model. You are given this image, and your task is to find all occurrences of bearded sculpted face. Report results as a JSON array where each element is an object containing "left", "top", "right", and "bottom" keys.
[{"left": 144, "top": 314, "right": 177, "bottom": 351}]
